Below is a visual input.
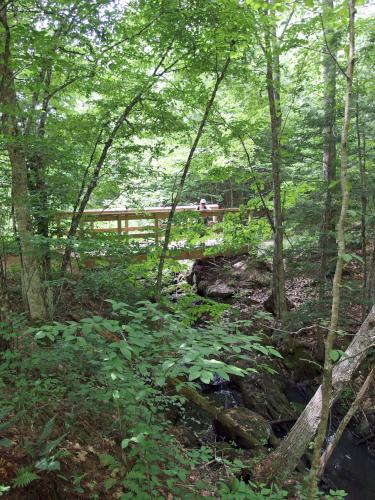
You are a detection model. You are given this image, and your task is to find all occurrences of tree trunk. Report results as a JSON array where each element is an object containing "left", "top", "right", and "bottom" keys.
[
  {"left": 355, "top": 92, "right": 367, "bottom": 320},
  {"left": 319, "top": 0, "right": 338, "bottom": 298},
  {"left": 0, "top": 7, "right": 49, "bottom": 320},
  {"left": 253, "top": 305, "right": 375, "bottom": 485},
  {"left": 154, "top": 50, "right": 232, "bottom": 301},
  {"left": 59, "top": 45, "right": 174, "bottom": 277},
  {"left": 0, "top": 253, "right": 8, "bottom": 319},
  {"left": 265, "top": 3, "right": 287, "bottom": 321},
  {"left": 27, "top": 66, "right": 53, "bottom": 283},
  {"left": 307, "top": 2, "right": 355, "bottom": 495}
]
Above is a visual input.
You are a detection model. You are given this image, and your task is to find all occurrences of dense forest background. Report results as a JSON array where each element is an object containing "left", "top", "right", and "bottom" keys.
[{"left": 1, "top": 0, "right": 375, "bottom": 498}]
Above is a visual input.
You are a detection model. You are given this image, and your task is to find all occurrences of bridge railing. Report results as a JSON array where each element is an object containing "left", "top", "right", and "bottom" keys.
[{"left": 56, "top": 205, "right": 251, "bottom": 244}]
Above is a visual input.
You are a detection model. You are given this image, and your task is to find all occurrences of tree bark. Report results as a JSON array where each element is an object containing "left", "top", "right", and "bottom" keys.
[
  {"left": 0, "top": 6, "right": 49, "bottom": 320},
  {"left": 253, "top": 305, "right": 375, "bottom": 485},
  {"left": 319, "top": 0, "right": 338, "bottom": 298},
  {"left": 355, "top": 92, "right": 367, "bottom": 320},
  {"left": 0, "top": 253, "right": 8, "bottom": 319},
  {"left": 154, "top": 50, "right": 232, "bottom": 301},
  {"left": 265, "top": 2, "right": 287, "bottom": 320}
]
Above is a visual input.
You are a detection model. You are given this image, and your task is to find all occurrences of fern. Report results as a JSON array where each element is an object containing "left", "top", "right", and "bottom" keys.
[
  {"left": 12, "top": 468, "right": 39, "bottom": 488},
  {"left": 98, "top": 453, "right": 121, "bottom": 469},
  {"left": 37, "top": 417, "right": 56, "bottom": 445}
]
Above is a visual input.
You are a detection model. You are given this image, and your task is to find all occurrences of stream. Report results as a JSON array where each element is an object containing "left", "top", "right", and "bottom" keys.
[
  {"left": 175, "top": 258, "right": 375, "bottom": 497},
  {"left": 183, "top": 379, "right": 375, "bottom": 499}
]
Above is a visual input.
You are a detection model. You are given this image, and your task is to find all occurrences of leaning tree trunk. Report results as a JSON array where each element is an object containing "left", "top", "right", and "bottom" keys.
[
  {"left": 318, "top": 0, "right": 338, "bottom": 299},
  {"left": 155, "top": 49, "right": 232, "bottom": 301},
  {"left": 265, "top": 3, "right": 287, "bottom": 321},
  {"left": 253, "top": 305, "right": 375, "bottom": 485},
  {"left": 59, "top": 44, "right": 174, "bottom": 278},
  {"left": 0, "top": 7, "right": 49, "bottom": 320}
]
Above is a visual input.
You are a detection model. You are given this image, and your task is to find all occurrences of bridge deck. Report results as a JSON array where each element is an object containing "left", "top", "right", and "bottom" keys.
[
  {"left": 54, "top": 205, "right": 264, "bottom": 262},
  {"left": 56, "top": 205, "right": 250, "bottom": 242}
]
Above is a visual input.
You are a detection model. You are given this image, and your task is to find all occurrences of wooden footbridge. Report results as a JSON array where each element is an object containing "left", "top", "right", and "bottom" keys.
[
  {"left": 4, "top": 205, "right": 264, "bottom": 272},
  {"left": 56, "top": 204, "right": 263, "bottom": 262}
]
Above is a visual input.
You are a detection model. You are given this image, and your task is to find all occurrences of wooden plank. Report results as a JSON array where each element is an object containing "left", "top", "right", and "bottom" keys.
[
  {"left": 60, "top": 204, "right": 220, "bottom": 218},
  {"left": 89, "top": 225, "right": 159, "bottom": 233},
  {"left": 59, "top": 205, "right": 234, "bottom": 219},
  {"left": 76, "top": 208, "right": 242, "bottom": 223}
]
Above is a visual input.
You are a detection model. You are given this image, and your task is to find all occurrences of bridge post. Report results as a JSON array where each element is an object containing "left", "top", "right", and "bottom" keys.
[
  {"left": 117, "top": 217, "right": 121, "bottom": 235},
  {"left": 154, "top": 217, "right": 159, "bottom": 245}
]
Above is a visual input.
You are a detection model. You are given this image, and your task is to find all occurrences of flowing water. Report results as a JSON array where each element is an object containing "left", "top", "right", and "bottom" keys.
[
  {"left": 325, "top": 431, "right": 375, "bottom": 500},
  {"left": 184, "top": 378, "right": 375, "bottom": 499}
]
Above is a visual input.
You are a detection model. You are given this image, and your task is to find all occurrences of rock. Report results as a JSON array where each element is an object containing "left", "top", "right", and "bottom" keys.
[
  {"left": 200, "top": 280, "right": 235, "bottom": 299},
  {"left": 188, "top": 255, "right": 272, "bottom": 300},
  {"left": 214, "top": 407, "right": 272, "bottom": 448},
  {"left": 227, "top": 355, "right": 296, "bottom": 426}
]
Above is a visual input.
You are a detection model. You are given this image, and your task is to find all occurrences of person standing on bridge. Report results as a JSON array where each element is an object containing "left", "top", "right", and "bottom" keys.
[{"left": 197, "top": 198, "right": 211, "bottom": 225}]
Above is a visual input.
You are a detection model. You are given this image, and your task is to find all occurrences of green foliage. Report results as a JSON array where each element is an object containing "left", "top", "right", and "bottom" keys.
[
  {"left": 0, "top": 485, "right": 10, "bottom": 497},
  {"left": 218, "top": 479, "right": 288, "bottom": 499},
  {"left": 0, "top": 298, "right": 283, "bottom": 496},
  {"left": 171, "top": 283, "right": 229, "bottom": 326},
  {"left": 12, "top": 468, "right": 40, "bottom": 488}
]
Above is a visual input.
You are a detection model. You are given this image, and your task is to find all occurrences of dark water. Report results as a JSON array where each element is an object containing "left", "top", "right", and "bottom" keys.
[
  {"left": 182, "top": 380, "right": 244, "bottom": 442},
  {"left": 285, "top": 383, "right": 375, "bottom": 499},
  {"left": 325, "top": 432, "right": 375, "bottom": 500},
  {"left": 184, "top": 379, "right": 375, "bottom": 499}
]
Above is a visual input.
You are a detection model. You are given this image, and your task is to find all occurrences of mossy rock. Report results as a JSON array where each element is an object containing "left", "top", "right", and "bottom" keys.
[{"left": 214, "top": 407, "right": 272, "bottom": 448}]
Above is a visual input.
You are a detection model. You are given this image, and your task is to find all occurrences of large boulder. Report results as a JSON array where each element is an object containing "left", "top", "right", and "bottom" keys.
[
  {"left": 214, "top": 407, "right": 272, "bottom": 448},
  {"left": 188, "top": 255, "right": 272, "bottom": 300}
]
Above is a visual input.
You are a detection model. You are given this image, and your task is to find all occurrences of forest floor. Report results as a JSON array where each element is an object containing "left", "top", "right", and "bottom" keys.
[{"left": 1, "top": 252, "right": 373, "bottom": 499}]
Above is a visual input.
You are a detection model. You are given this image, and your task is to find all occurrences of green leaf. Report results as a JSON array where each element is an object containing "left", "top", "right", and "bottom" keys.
[
  {"left": 0, "top": 437, "right": 12, "bottom": 447},
  {"left": 12, "top": 468, "right": 39, "bottom": 488},
  {"left": 81, "top": 323, "right": 93, "bottom": 335},
  {"left": 267, "top": 347, "right": 283, "bottom": 358},
  {"left": 121, "top": 438, "right": 130, "bottom": 448},
  {"left": 35, "top": 458, "right": 60, "bottom": 471},
  {"left": 188, "top": 369, "right": 201, "bottom": 381},
  {"left": 341, "top": 253, "right": 353, "bottom": 263},
  {"left": 200, "top": 370, "right": 213, "bottom": 384},
  {"left": 102, "top": 319, "right": 120, "bottom": 333},
  {"left": 330, "top": 350, "right": 340, "bottom": 362},
  {"left": 119, "top": 342, "right": 132, "bottom": 360},
  {"left": 162, "top": 360, "right": 175, "bottom": 371},
  {"left": 104, "top": 478, "right": 117, "bottom": 491}
]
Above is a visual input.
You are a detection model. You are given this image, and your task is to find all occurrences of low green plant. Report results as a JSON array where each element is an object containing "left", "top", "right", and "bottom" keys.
[{"left": 1, "top": 299, "right": 283, "bottom": 497}]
